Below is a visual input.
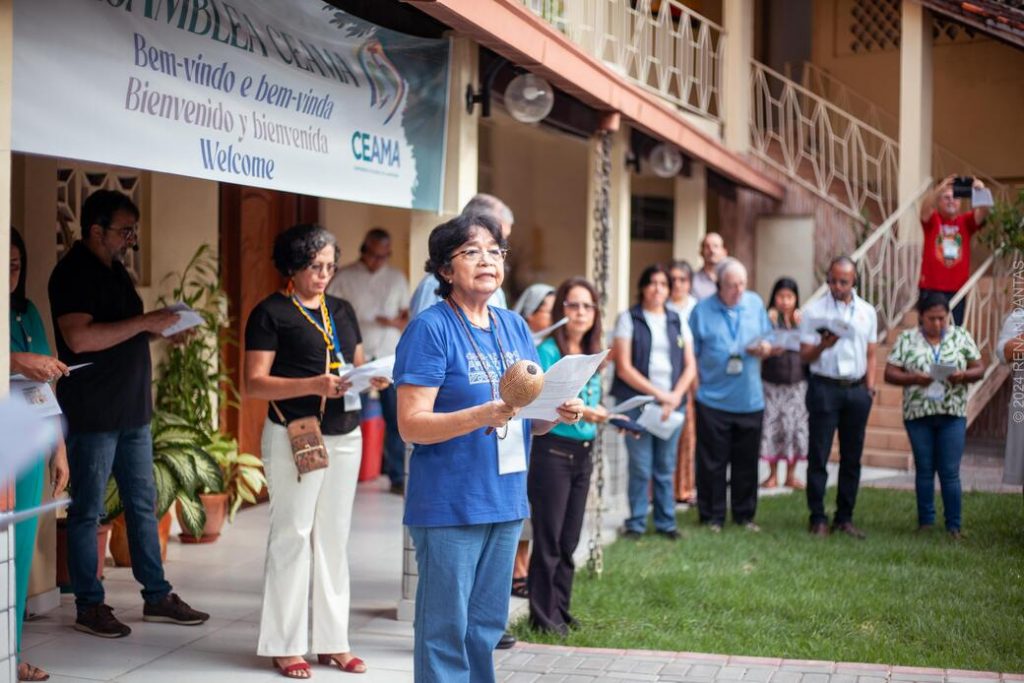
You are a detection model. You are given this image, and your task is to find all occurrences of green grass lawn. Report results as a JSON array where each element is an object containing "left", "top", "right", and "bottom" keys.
[{"left": 512, "top": 488, "right": 1024, "bottom": 672}]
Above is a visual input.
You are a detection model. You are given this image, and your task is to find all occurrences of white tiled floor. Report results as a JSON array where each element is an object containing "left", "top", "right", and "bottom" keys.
[{"left": 20, "top": 479, "right": 414, "bottom": 682}]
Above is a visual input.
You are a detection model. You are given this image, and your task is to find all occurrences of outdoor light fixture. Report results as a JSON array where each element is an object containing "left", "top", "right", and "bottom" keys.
[
  {"left": 503, "top": 73, "right": 555, "bottom": 123},
  {"left": 648, "top": 143, "right": 684, "bottom": 178}
]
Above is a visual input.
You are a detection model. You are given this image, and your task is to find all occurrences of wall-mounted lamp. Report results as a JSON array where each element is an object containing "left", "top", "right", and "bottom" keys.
[
  {"left": 466, "top": 59, "right": 555, "bottom": 124},
  {"left": 648, "top": 143, "right": 683, "bottom": 178}
]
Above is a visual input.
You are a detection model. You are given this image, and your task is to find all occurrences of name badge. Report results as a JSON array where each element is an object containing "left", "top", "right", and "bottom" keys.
[
  {"left": 726, "top": 355, "right": 743, "bottom": 375},
  {"left": 497, "top": 419, "right": 527, "bottom": 475},
  {"left": 942, "top": 237, "right": 960, "bottom": 261},
  {"left": 836, "top": 357, "right": 855, "bottom": 377},
  {"left": 924, "top": 382, "right": 945, "bottom": 402}
]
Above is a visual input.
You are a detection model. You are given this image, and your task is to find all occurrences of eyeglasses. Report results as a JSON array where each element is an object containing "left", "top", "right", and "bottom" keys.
[
  {"left": 304, "top": 262, "right": 337, "bottom": 275},
  {"left": 105, "top": 225, "right": 138, "bottom": 240},
  {"left": 451, "top": 247, "right": 509, "bottom": 264},
  {"left": 670, "top": 276, "right": 689, "bottom": 283},
  {"left": 564, "top": 301, "right": 597, "bottom": 312}
]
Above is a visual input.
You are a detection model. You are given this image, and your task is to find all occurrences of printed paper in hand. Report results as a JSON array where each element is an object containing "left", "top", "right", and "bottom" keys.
[
  {"left": 805, "top": 316, "right": 854, "bottom": 339},
  {"left": 531, "top": 317, "right": 568, "bottom": 344},
  {"left": 518, "top": 349, "right": 610, "bottom": 421},
  {"left": 635, "top": 403, "right": 684, "bottom": 440},
  {"left": 612, "top": 395, "right": 656, "bottom": 414},
  {"left": 746, "top": 329, "right": 802, "bottom": 352},
  {"left": 929, "top": 363, "right": 957, "bottom": 383},
  {"left": 339, "top": 355, "right": 395, "bottom": 394},
  {"left": 0, "top": 397, "right": 60, "bottom": 483},
  {"left": 971, "top": 187, "right": 994, "bottom": 208},
  {"left": 10, "top": 379, "right": 62, "bottom": 418},
  {"left": 162, "top": 302, "right": 203, "bottom": 337}
]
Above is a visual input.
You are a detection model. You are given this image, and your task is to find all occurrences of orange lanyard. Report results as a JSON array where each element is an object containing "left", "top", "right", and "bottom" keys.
[{"left": 291, "top": 294, "right": 343, "bottom": 371}]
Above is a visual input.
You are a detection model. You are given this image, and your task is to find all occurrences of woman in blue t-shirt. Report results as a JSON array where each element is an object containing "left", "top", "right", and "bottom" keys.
[
  {"left": 527, "top": 277, "right": 611, "bottom": 636},
  {"left": 394, "top": 213, "right": 583, "bottom": 683},
  {"left": 10, "top": 228, "right": 70, "bottom": 682}
]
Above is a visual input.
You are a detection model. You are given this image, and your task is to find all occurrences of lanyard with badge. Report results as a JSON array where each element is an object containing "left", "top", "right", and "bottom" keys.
[
  {"left": 831, "top": 295, "right": 858, "bottom": 377},
  {"left": 447, "top": 299, "right": 527, "bottom": 475},
  {"left": 723, "top": 307, "right": 743, "bottom": 375},
  {"left": 291, "top": 295, "right": 361, "bottom": 412},
  {"left": 940, "top": 224, "right": 961, "bottom": 262},
  {"left": 923, "top": 328, "right": 948, "bottom": 402}
]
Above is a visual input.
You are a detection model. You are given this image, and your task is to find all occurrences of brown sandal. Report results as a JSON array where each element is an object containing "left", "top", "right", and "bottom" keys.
[
  {"left": 18, "top": 662, "right": 50, "bottom": 682},
  {"left": 318, "top": 653, "right": 366, "bottom": 674},
  {"left": 511, "top": 577, "right": 529, "bottom": 599}
]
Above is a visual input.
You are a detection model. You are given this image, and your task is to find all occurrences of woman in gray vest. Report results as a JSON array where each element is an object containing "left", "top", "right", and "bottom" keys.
[{"left": 611, "top": 265, "right": 696, "bottom": 539}]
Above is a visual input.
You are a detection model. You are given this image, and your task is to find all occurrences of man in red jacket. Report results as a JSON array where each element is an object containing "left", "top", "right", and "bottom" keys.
[{"left": 917, "top": 175, "right": 991, "bottom": 326}]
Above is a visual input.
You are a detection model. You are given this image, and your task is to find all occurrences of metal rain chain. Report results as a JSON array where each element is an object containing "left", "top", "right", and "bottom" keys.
[{"left": 586, "top": 129, "right": 613, "bottom": 578}]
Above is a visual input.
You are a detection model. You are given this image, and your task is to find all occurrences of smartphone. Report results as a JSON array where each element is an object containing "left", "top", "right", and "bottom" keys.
[
  {"left": 815, "top": 327, "right": 832, "bottom": 336},
  {"left": 952, "top": 176, "right": 973, "bottom": 199},
  {"left": 609, "top": 417, "right": 645, "bottom": 436}
]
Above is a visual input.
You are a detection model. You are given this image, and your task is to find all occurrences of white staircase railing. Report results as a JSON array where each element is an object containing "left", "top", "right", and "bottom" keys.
[
  {"left": 792, "top": 61, "right": 1010, "bottom": 203},
  {"left": 520, "top": 0, "right": 725, "bottom": 122},
  {"left": 750, "top": 60, "right": 900, "bottom": 225},
  {"left": 808, "top": 180, "right": 932, "bottom": 336}
]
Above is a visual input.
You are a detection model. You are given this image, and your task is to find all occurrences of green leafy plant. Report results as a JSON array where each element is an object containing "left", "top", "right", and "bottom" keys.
[
  {"left": 104, "top": 412, "right": 223, "bottom": 536},
  {"left": 206, "top": 431, "right": 267, "bottom": 521},
  {"left": 980, "top": 189, "right": 1024, "bottom": 256}
]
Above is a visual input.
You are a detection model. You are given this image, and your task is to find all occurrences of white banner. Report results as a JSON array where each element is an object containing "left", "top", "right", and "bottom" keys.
[{"left": 13, "top": 0, "right": 450, "bottom": 211}]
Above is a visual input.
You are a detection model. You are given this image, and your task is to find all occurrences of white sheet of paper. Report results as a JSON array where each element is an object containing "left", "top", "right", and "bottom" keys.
[
  {"left": 10, "top": 379, "right": 62, "bottom": 418},
  {"left": 497, "top": 419, "right": 527, "bottom": 475},
  {"left": 531, "top": 317, "right": 568, "bottom": 344},
  {"left": 518, "top": 350, "right": 610, "bottom": 421},
  {"left": 746, "top": 329, "right": 802, "bottom": 352},
  {"left": 636, "top": 403, "right": 684, "bottom": 440},
  {"left": 929, "top": 363, "right": 957, "bottom": 382},
  {"left": 0, "top": 397, "right": 60, "bottom": 482},
  {"left": 339, "top": 355, "right": 395, "bottom": 394},
  {"left": 162, "top": 302, "right": 204, "bottom": 337},
  {"left": 0, "top": 498, "right": 71, "bottom": 530},
  {"left": 805, "top": 316, "right": 853, "bottom": 340},
  {"left": 971, "top": 187, "right": 994, "bottom": 208},
  {"left": 612, "top": 394, "right": 656, "bottom": 414},
  {"left": 11, "top": 362, "right": 92, "bottom": 382}
]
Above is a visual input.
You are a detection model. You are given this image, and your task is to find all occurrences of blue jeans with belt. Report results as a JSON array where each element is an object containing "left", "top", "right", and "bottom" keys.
[
  {"left": 904, "top": 414, "right": 966, "bottom": 531},
  {"left": 66, "top": 425, "right": 172, "bottom": 610},
  {"left": 624, "top": 409, "right": 682, "bottom": 534},
  {"left": 408, "top": 520, "right": 521, "bottom": 683}
]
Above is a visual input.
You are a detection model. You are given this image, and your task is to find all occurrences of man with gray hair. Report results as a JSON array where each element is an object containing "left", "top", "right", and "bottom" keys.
[
  {"left": 408, "top": 193, "right": 514, "bottom": 318},
  {"left": 688, "top": 258, "right": 776, "bottom": 532}
]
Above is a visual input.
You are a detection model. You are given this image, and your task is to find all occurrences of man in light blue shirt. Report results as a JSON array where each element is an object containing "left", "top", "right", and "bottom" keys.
[
  {"left": 409, "top": 194, "right": 514, "bottom": 317},
  {"left": 689, "top": 259, "right": 774, "bottom": 532}
]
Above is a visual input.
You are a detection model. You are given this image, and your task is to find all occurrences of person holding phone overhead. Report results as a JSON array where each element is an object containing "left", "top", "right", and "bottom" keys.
[
  {"left": 799, "top": 256, "right": 878, "bottom": 539},
  {"left": 917, "top": 175, "right": 990, "bottom": 326}
]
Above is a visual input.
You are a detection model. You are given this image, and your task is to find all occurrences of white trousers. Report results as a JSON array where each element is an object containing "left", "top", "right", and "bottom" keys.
[{"left": 257, "top": 418, "right": 363, "bottom": 656}]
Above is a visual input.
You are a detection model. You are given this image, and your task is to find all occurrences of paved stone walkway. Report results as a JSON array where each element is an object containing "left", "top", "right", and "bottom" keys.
[{"left": 495, "top": 645, "right": 1024, "bottom": 683}]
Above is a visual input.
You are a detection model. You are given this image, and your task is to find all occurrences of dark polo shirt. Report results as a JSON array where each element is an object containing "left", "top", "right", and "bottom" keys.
[{"left": 48, "top": 241, "right": 152, "bottom": 433}]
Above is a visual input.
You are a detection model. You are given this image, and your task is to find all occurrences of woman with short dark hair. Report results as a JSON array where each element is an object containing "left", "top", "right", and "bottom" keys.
[
  {"left": 394, "top": 213, "right": 582, "bottom": 682},
  {"left": 245, "top": 223, "right": 385, "bottom": 678},
  {"left": 884, "top": 292, "right": 984, "bottom": 538},
  {"left": 612, "top": 264, "right": 696, "bottom": 539}
]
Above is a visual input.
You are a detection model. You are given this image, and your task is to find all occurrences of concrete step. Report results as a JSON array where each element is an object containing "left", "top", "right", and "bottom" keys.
[
  {"left": 867, "top": 405, "right": 905, "bottom": 429},
  {"left": 876, "top": 384, "right": 903, "bottom": 407},
  {"left": 864, "top": 425, "right": 911, "bottom": 451},
  {"left": 862, "top": 447, "right": 913, "bottom": 470}
]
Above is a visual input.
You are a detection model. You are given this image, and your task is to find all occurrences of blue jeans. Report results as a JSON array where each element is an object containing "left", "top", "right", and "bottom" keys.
[
  {"left": 379, "top": 384, "right": 406, "bottom": 485},
  {"left": 408, "top": 521, "right": 521, "bottom": 683},
  {"left": 624, "top": 410, "right": 681, "bottom": 534},
  {"left": 904, "top": 415, "right": 966, "bottom": 531},
  {"left": 66, "top": 425, "right": 172, "bottom": 610}
]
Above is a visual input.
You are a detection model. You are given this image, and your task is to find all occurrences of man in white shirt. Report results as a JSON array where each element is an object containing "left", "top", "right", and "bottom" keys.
[
  {"left": 799, "top": 256, "right": 878, "bottom": 539},
  {"left": 328, "top": 227, "right": 409, "bottom": 493},
  {"left": 408, "top": 194, "right": 513, "bottom": 318},
  {"left": 691, "top": 232, "right": 728, "bottom": 301}
]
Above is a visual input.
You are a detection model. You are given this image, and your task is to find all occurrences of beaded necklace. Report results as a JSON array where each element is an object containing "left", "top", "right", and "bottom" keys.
[
  {"left": 290, "top": 293, "right": 343, "bottom": 372},
  {"left": 447, "top": 298, "right": 510, "bottom": 439}
]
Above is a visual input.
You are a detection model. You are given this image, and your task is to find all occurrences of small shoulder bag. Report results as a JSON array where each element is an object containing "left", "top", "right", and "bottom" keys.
[{"left": 270, "top": 347, "right": 330, "bottom": 481}]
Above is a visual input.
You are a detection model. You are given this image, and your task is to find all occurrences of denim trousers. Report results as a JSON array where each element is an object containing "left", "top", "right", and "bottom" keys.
[
  {"left": 624, "top": 411, "right": 681, "bottom": 534},
  {"left": 66, "top": 424, "right": 171, "bottom": 610},
  {"left": 408, "top": 520, "right": 521, "bottom": 683},
  {"left": 378, "top": 384, "right": 406, "bottom": 485},
  {"left": 904, "top": 414, "right": 966, "bottom": 531}
]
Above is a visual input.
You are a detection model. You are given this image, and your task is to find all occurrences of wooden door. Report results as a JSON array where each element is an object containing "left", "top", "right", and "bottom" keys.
[{"left": 219, "top": 185, "right": 318, "bottom": 460}]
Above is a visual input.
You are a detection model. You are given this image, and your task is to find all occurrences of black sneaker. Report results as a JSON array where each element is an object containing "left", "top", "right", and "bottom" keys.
[
  {"left": 495, "top": 631, "right": 517, "bottom": 650},
  {"left": 75, "top": 603, "right": 131, "bottom": 638},
  {"left": 143, "top": 593, "right": 210, "bottom": 625}
]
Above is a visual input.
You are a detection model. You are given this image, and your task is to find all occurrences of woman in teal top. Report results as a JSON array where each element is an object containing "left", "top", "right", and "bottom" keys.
[
  {"left": 10, "top": 228, "right": 69, "bottom": 682},
  {"left": 527, "top": 277, "right": 610, "bottom": 636}
]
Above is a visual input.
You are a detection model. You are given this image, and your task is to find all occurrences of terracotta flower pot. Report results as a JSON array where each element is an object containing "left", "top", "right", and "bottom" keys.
[
  {"left": 56, "top": 519, "right": 110, "bottom": 589},
  {"left": 109, "top": 511, "right": 172, "bottom": 567},
  {"left": 176, "top": 492, "right": 229, "bottom": 544}
]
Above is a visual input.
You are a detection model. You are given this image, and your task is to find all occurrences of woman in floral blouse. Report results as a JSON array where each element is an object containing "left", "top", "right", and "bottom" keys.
[{"left": 884, "top": 292, "right": 984, "bottom": 539}]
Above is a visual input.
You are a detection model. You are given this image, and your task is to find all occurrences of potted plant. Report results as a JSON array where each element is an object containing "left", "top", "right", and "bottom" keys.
[
  {"left": 104, "top": 412, "right": 224, "bottom": 564},
  {"left": 177, "top": 431, "right": 266, "bottom": 544},
  {"left": 981, "top": 189, "right": 1024, "bottom": 256}
]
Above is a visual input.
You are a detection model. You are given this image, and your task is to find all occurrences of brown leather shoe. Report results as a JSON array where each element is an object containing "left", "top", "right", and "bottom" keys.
[
  {"left": 809, "top": 522, "right": 829, "bottom": 537},
  {"left": 832, "top": 522, "right": 866, "bottom": 540}
]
